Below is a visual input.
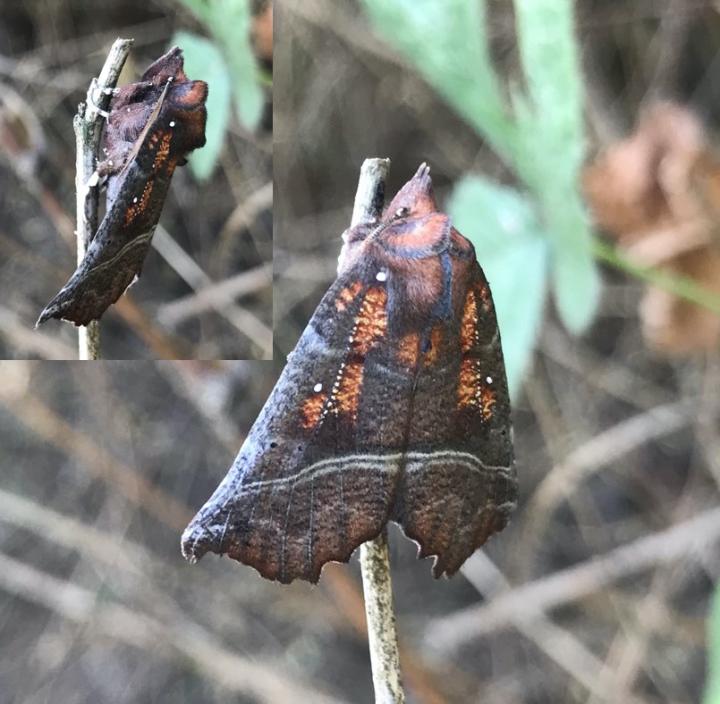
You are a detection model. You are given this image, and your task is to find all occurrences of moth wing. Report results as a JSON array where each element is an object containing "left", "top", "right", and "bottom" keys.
[
  {"left": 36, "top": 161, "right": 163, "bottom": 326},
  {"left": 392, "top": 259, "right": 517, "bottom": 577},
  {"left": 182, "top": 263, "right": 413, "bottom": 583},
  {"left": 36, "top": 89, "right": 173, "bottom": 327}
]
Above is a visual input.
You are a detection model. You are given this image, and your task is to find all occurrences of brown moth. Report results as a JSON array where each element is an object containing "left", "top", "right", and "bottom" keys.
[
  {"left": 182, "top": 163, "right": 517, "bottom": 584},
  {"left": 37, "top": 47, "right": 207, "bottom": 327}
]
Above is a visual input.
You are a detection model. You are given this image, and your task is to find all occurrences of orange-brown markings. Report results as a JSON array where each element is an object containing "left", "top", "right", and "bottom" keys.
[
  {"left": 476, "top": 282, "right": 492, "bottom": 312},
  {"left": 329, "top": 287, "right": 388, "bottom": 421},
  {"left": 152, "top": 131, "right": 173, "bottom": 172},
  {"left": 457, "top": 358, "right": 495, "bottom": 420},
  {"left": 397, "top": 332, "right": 420, "bottom": 368},
  {"left": 351, "top": 287, "right": 387, "bottom": 355},
  {"left": 424, "top": 325, "right": 443, "bottom": 366},
  {"left": 457, "top": 358, "right": 479, "bottom": 409},
  {"left": 398, "top": 325, "right": 443, "bottom": 368},
  {"left": 480, "top": 385, "right": 496, "bottom": 421},
  {"left": 123, "top": 179, "right": 155, "bottom": 226},
  {"left": 460, "top": 289, "right": 479, "bottom": 353},
  {"left": 335, "top": 281, "right": 363, "bottom": 311},
  {"left": 123, "top": 130, "right": 173, "bottom": 226},
  {"left": 335, "top": 361, "right": 364, "bottom": 420},
  {"left": 301, "top": 392, "right": 327, "bottom": 429}
]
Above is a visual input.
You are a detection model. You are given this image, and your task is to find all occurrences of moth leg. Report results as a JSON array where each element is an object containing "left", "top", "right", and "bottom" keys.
[{"left": 86, "top": 80, "right": 111, "bottom": 119}]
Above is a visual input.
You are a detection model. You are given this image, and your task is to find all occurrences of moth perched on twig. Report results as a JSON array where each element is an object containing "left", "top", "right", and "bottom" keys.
[
  {"left": 37, "top": 47, "right": 207, "bottom": 327},
  {"left": 182, "top": 163, "right": 517, "bottom": 584}
]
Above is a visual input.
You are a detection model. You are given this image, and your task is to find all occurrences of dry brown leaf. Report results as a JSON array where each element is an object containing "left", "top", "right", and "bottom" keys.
[{"left": 584, "top": 101, "right": 720, "bottom": 356}]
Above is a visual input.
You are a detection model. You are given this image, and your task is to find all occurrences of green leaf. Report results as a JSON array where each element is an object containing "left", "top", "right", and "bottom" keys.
[
  {"left": 545, "top": 191, "right": 601, "bottom": 333},
  {"left": 704, "top": 585, "right": 720, "bottom": 703},
  {"left": 448, "top": 176, "right": 548, "bottom": 398},
  {"left": 362, "top": 0, "right": 600, "bottom": 334},
  {"left": 176, "top": 0, "right": 264, "bottom": 130},
  {"left": 361, "top": 0, "right": 515, "bottom": 160},
  {"left": 172, "top": 31, "right": 231, "bottom": 181},
  {"left": 513, "top": 0, "right": 599, "bottom": 331},
  {"left": 515, "top": 0, "right": 584, "bottom": 173}
]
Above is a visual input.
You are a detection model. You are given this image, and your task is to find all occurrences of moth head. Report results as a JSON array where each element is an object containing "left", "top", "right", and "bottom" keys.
[
  {"left": 383, "top": 162, "right": 438, "bottom": 222},
  {"left": 141, "top": 46, "right": 187, "bottom": 85}
]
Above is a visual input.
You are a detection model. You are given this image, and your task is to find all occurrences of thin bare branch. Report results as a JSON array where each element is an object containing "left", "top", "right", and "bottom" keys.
[
  {"left": 157, "top": 263, "right": 272, "bottom": 327},
  {"left": 75, "top": 37, "right": 133, "bottom": 359},
  {"left": 0, "top": 551, "right": 342, "bottom": 703},
  {"left": 426, "top": 506, "right": 720, "bottom": 651},
  {"left": 152, "top": 225, "right": 272, "bottom": 357}
]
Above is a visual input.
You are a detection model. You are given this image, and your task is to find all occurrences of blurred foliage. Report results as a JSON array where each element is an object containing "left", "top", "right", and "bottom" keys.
[
  {"left": 449, "top": 178, "right": 546, "bottom": 398},
  {"left": 361, "top": 0, "right": 599, "bottom": 394},
  {"left": 173, "top": 31, "right": 231, "bottom": 180},
  {"left": 173, "top": 0, "right": 264, "bottom": 179}
]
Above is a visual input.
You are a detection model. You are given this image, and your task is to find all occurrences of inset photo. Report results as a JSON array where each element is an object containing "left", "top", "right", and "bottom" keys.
[{"left": 0, "top": 0, "right": 272, "bottom": 359}]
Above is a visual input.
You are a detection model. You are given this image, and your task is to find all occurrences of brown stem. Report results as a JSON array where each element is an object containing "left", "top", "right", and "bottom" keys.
[
  {"left": 74, "top": 38, "right": 133, "bottom": 359},
  {"left": 350, "top": 157, "right": 405, "bottom": 704}
]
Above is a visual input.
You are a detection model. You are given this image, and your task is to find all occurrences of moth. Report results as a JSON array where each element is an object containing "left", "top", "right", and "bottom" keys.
[
  {"left": 182, "top": 163, "right": 517, "bottom": 584},
  {"left": 37, "top": 47, "right": 208, "bottom": 327}
]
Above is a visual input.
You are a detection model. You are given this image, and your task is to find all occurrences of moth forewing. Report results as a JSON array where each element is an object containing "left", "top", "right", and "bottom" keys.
[
  {"left": 37, "top": 48, "right": 207, "bottom": 327},
  {"left": 182, "top": 164, "right": 517, "bottom": 583}
]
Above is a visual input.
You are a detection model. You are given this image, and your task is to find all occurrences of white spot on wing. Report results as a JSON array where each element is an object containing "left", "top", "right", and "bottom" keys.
[{"left": 313, "top": 383, "right": 322, "bottom": 393}]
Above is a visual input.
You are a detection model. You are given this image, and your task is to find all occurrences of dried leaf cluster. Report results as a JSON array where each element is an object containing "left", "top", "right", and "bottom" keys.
[{"left": 585, "top": 102, "right": 720, "bottom": 355}]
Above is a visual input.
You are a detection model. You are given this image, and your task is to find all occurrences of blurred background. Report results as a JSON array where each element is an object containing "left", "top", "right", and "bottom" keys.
[
  {"left": 273, "top": 0, "right": 720, "bottom": 702},
  {"left": 3, "top": 1, "right": 720, "bottom": 703},
  {"left": 0, "top": 0, "right": 273, "bottom": 359}
]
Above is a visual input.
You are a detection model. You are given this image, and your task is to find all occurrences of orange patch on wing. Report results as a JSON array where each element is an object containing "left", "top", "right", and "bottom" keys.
[
  {"left": 397, "top": 332, "right": 420, "bottom": 367},
  {"left": 457, "top": 358, "right": 495, "bottom": 421},
  {"left": 335, "top": 361, "right": 364, "bottom": 420},
  {"left": 476, "top": 282, "right": 492, "bottom": 312},
  {"left": 480, "top": 385, "right": 497, "bottom": 421},
  {"left": 457, "top": 358, "right": 479, "bottom": 408},
  {"left": 424, "top": 325, "right": 443, "bottom": 366},
  {"left": 123, "top": 179, "right": 155, "bottom": 226},
  {"left": 153, "top": 131, "right": 173, "bottom": 171},
  {"left": 460, "top": 290, "right": 479, "bottom": 353},
  {"left": 301, "top": 392, "right": 327, "bottom": 429},
  {"left": 352, "top": 287, "right": 387, "bottom": 355},
  {"left": 335, "top": 281, "right": 363, "bottom": 311},
  {"left": 327, "top": 287, "right": 388, "bottom": 422}
]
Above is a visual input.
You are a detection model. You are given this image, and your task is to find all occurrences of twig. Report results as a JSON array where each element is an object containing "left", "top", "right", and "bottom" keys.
[
  {"left": 360, "top": 530, "right": 406, "bottom": 703},
  {"left": 152, "top": 225, "right": 273, "bottom": 358},
  {"left": 0, "top": 389, "right": 191, "bottom": 531},
  {"left": 593, "top": 236, "right": 720, "bottom": 315},
  {"left": 458, "top": 553, "right": 647, "bottom": 704},
  {"left": 350, "top": 158, "right": 405, "bottom": 704},
  {"left": 156, "top": 263, "right": 272, "bottom": 327},
  {"left": 425, "top": 505, "right": 720, "bottom": 651},
  {"left": 0, "top": 551, "right": 341, "bottom": 703},
  {"left": 0, "top": 304, "right": 75, "bottom": 359},
  {"left": 216, "top": 180, "right": 273, "bottom": 245},
  {"left": 74, "top": 38, "right": 132, "bottom": 359},
  {"left": 527, "top": 399, "right": 693, "bottom": 523}
]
